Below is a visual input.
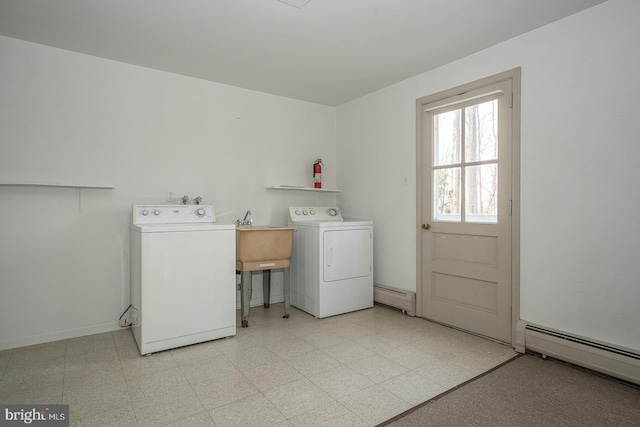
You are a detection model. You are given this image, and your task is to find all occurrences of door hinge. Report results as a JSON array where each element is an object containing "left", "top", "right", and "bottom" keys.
[
  {"left": 510, "top": 93, "right": 513, "bottom": 108},
  {"left": 509, "top": 200, "right": 513, "bottom": 216}
]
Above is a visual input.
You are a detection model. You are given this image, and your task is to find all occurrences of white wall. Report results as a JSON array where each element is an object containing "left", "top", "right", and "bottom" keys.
[
  {"left": 3, "top": 0, "right": 639, "bottom": 353},
  {"left": 337, "top": 0, "right": 640, "bottom": 351},
  {"left": 0, "top": 36, "right": 337, "bottom": 350}
]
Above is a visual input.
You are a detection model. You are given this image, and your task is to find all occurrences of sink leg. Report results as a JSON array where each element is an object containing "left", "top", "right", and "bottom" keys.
[
  {"left": 263, "top": 270, "right": 271, "bottom": 308},
  {"left": 241, "top": 271, "right": 252, "bottom": 327},
  {"left": 283, "top": 267, "right": 290, "bottom": 319}
]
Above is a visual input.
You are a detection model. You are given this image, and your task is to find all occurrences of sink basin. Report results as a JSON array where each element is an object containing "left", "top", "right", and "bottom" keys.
[{"left": 236, "top": 226, "right": 294, "bottom": 271}]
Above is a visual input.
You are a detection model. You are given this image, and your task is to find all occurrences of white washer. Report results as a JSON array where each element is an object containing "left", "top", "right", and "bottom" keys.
[
  {"left": 130, "top": 204, "right": 235, "bottom": 355},
  {"left": 288, "top": 207, "right": 373, "bottom": 318}
]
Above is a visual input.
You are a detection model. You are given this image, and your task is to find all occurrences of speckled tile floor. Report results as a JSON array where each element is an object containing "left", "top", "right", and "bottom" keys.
[{"left": 0, "top": 304, "right": 516, "bottom": 426}]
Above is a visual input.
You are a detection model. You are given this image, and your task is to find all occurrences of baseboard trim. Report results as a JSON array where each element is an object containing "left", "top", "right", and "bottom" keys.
[
  {"left": 0, "top": 321, "right": 120, "bottom": 351},
  {"left": 516, "top": 320, "right": 640, "bottom": 384},
  {"left": 374, "top": 284, "right": 416, "bottom": 316}
]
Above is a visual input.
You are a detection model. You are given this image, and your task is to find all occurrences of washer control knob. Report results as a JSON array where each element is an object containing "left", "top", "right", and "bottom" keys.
[
  {"left": 328, "top": 209, "right": 337, "bottom": 216},
  {"left": 196, "top": 208, "right": 205, "bottom": 217},
  {"left": 295, "top": 209, "right": 301, "bottom": 215},
  {"left": 309, "top": 209, "right": 315, "bottom": 215},
  {"left": 153, "top": 210, "right": 161, "bottom": 216},
  {"left": 302, "top": 209, "right": 308, "bottom": 215},
  {"left": 141, "top": 210, "right": 149, "bottom": 216}
]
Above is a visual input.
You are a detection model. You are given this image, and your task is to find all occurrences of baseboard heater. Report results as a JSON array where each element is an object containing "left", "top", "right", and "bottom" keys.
[
  {"left": 374, "top": 284, "right": 416, "bottom": 317},
  {"left": 515, "top": 320, "right": 640, "bottom": 385}
]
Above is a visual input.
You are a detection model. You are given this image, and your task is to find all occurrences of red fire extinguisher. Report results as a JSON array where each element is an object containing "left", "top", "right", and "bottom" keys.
[{"left": 313, "top": 159, "right": 323, "bottom": 188}]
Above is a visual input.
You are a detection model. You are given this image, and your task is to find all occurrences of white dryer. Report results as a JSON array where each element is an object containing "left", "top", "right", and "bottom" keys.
[{"left": 288, "top": 207, "right": 373, "bottom": 318}]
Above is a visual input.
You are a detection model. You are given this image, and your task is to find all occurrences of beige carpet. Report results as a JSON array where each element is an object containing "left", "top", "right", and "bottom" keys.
[{"left": 379, "top": 353, "right": 640, "bottom": 427}]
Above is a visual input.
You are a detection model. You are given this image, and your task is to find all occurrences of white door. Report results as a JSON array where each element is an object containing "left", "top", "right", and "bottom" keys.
[
  {"left": 418, "top": 71, "right": 518, "bottom": 343},
  {"left": 323, "top": 228, "right": 372, "bottom": 282}
]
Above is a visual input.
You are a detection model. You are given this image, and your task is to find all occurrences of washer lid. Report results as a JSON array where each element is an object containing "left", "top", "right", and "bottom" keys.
[
  {"left": 288, "top": 207, "right": 343, "bottom": 223},
  {"left": 132, "top": 204, "right": 216, "bottom": 224}
]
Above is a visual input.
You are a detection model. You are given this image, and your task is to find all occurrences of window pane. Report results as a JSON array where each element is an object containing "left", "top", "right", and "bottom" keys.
[
  {"left": 433, "top": 109, "right": 461, "bottom": 166},
  {"left": 434, "top": 167, "right": 461, "bottom": 222},
  {"left": 465, "top": 100, "right": 498, "bottom": 162},
  {"left": 465, "top": 164, "right": 498, "bottom": 223}
]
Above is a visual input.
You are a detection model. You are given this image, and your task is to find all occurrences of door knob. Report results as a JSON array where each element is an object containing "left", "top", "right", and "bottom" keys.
[{"left": 422, "top": 223, "right": 431, "bottom": 230}]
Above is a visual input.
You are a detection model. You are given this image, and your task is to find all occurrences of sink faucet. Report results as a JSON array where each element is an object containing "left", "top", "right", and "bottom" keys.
[{"left": 238, "top": 210, "right": 253, "bottom": 226}]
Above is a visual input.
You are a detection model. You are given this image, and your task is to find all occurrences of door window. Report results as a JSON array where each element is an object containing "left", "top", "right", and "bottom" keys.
[{"left": 433, "top": 99, "right": 499, "bottom": 223}]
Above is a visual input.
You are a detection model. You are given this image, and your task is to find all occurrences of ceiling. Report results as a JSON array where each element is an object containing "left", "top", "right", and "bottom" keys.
[{"left": 0, "top": 0, "right": 607, "bottom": 106}]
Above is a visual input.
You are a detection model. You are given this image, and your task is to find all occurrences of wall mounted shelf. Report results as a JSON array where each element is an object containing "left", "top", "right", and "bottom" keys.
[
  {"left": 0, "top": 182, "right": 114, "bottom": 189},
  {"left": 0, "top": 182, "right": 115, "bottom": 212},
  {"left": 268, "top": 185, "right": 341, "bottom": 193}
]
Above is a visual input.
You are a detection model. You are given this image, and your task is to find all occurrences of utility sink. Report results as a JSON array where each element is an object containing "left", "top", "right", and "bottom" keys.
[
  {"left": 236, "top": 226, "right": 294, "bottom": 328},
  {"left": 236, "top": 226, "right": 294, "bottom": 271}
]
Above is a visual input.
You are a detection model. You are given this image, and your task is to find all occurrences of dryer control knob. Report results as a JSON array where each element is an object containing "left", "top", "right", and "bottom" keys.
[
  {"left": 142, "top": 210, "right": 149, "bottom": 216},
  {"left": 153, "top": 210, "right": 161, "bottom": 216},
  {"left": 302, "top": 209, "right": 308, "bottom": 215},
  {"left": 196, "top": 208, "right": 205, "bottom": 217},
  {"left": 309, "top": 209, "right": 315, "bottom": 215}
]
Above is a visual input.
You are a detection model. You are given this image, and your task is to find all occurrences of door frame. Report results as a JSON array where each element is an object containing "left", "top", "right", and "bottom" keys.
[{"left": 415, "top": 68, "right": 521, "bottom": 345}]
